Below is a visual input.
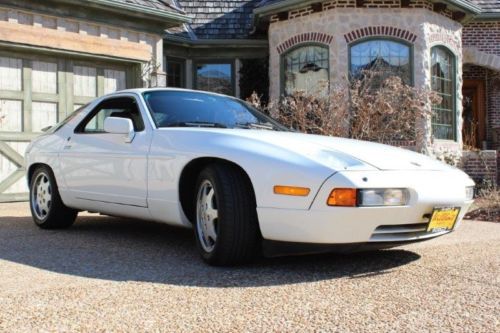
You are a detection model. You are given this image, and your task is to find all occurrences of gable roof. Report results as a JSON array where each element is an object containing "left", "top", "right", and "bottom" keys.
[{"left": 169, "top": 0, "right": 262, "bottom": 40}]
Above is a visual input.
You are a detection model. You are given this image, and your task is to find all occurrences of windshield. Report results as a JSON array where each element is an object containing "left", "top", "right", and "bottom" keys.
[
  {"left": 46, "top": 104, "right": 88, "bottom": 134},
  {"left": 142, "top": 90, "right": 287, "bottom": 131}
]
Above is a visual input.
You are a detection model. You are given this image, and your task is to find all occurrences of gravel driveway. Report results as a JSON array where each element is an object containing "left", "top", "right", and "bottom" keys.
[{"left": 0, "top": 202, "right": 499, "bottom": 332}]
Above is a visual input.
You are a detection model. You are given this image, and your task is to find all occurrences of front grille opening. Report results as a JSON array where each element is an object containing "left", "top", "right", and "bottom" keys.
[{"left": 368, "top": 222, "right": 449, "bottom": 242}]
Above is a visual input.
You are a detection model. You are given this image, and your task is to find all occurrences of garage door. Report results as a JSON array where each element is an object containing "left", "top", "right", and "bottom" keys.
[{"left": 0, "top": 52, "right": 132, "bottom": 202}]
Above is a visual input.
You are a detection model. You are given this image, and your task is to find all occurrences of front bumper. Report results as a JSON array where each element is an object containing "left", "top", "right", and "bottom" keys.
[{"left": 257, "top": 170, "right": 474, "bottom": 245}]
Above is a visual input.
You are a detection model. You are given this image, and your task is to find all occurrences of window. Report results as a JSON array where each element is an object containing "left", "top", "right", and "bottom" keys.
[
  {"left": 431, "top": 46, "right": 456, "bottom": 140},
  {"left": 350, "top": 39, "right": 411, "bottom": 84},
  {"left": 166, "top": 58, "right": 185, "bottom": 88},
  {"left": 283, "top": 45, "right": 329, "bottom": 96},
  {"left": 76, "top": 97, "right": 144, "bottom": 133},
  {"left": 195, "top": 62, "right": 233, "bottom": 96}
]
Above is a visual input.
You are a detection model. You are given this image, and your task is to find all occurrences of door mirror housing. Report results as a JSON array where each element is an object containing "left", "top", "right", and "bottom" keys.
[{"left": 104, "top": 117, "right": 135, "bottom": 143}]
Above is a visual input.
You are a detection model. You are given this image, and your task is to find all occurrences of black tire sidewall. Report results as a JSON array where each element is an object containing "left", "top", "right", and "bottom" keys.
[{"left": 29, "top": 166, "right": 76, "bottom": 228}]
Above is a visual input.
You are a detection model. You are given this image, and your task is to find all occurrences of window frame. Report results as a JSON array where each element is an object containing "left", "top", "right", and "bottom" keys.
[
  {"left": 74, "top": 95, "right": 145, "bottom": 134},
  {"left": 347, "top": 37, "right": 414, "bottom": 86},
  {"left": 193, "top": 59, "right": 235, "bottom": 96},
  {"left": 280, "top": 42, "right": 330, "bottom": 96},
  {"left": 430, "top": 45, "right": 457, "bottom": 142}
]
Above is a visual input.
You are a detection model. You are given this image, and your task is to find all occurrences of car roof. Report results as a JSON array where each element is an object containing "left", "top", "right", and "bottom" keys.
[{"left": 107, "top": 87, "right": 236, "bottom": 100}]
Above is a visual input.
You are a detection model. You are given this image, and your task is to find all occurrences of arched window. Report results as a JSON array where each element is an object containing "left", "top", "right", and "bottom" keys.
[
  {"left": 350, "top": 39, "right": 412, "bottom": 84},
  {"left": 431, "top": 46, "right": 456, "bottom": 140},
  {"left": 282, "top": 44, "right": 329, "bottom": 96}
]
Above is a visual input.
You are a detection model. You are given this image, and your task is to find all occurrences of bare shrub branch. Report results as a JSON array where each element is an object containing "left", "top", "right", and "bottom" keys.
[{"left": 248, "top": 70, "right": 440, "bottom": 148}]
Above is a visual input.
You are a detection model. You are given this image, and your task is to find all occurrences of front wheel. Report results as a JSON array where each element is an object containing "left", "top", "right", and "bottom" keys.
[
  {"left": 30, "top": 166, "right": 77, "bottom": 229},
  {"left": 194, "top": 163, "right": 260, "bottom": 266}
]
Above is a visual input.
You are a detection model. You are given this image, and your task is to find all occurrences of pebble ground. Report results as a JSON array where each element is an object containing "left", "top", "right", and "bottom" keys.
[{"left": 0, "top": 202, "right": 498, "bottom": 332}]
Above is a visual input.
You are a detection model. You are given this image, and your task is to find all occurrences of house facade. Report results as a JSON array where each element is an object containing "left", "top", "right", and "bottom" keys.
[{"left": 0, "top": 0, "right": 498, "bottom": 201}]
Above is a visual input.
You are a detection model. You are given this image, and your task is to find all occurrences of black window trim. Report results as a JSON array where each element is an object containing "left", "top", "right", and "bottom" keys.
[{"left": 74, "top": 95, "right": 145, "bottom": 134}]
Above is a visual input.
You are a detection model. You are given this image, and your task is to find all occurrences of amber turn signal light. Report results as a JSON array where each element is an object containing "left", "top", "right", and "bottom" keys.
[
  {"left": 273, "top": 185, "right": 310, "bottom": 196},
  {"left": 327, "top": 188, "right": 357, "bottom": 206}
]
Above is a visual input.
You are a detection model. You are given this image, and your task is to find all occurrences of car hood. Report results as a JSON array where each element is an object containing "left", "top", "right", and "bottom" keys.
[{"left": 162, "top": 128, "right": 454, "bottom": 172}]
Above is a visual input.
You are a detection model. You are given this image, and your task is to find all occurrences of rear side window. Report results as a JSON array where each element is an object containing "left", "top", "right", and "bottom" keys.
[{"left": 75, "top": 97, "right": 145, "bottom": 133}]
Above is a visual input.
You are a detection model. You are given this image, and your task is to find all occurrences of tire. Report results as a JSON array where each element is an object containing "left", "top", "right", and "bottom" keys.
[
  {"left": 29, "top": 165, "right": 77, "bottom": 229},
  {"left": 194, "top": 163, "right": 260, "bottom": 266}
]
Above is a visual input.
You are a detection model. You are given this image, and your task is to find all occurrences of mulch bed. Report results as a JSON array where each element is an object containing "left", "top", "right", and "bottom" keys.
[{"left": 464, "top": 208, "right": 500, "bottom": 222}]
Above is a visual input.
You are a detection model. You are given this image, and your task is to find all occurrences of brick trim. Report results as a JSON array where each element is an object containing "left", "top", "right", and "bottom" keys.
[
  {"left": 344, "top": 26, "right": 417, "bottom": 44},
  {"left": 276, "top": 32, "right": 334, "bottom": 54}
]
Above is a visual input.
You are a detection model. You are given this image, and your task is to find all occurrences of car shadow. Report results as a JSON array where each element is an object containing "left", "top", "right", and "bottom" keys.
[{"left": 0, "top": 215, "right": 421, "bottom": 287}]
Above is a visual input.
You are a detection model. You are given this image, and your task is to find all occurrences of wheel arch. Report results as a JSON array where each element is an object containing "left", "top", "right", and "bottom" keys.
[
  {"left": 178, "top": 157, "right": 257, "bottom": 224},
  {"left": 27, "top": 163, "right": 50, "bottom": 185}
]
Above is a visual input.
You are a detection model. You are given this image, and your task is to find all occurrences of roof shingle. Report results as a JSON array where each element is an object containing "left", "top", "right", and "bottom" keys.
[{"left": 174, "top": 0, "right": 262, "bottom": 39}]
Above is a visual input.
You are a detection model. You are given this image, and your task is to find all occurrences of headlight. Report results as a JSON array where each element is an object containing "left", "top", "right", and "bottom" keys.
[
  {"left": 327, "top": 188, "right": 409, "bottom": 207},
  {"left": 358, "top": 188, "right": 409, "bottom": 207},
  {"left": 465, "top": 186, "right": 474, "bottom": 200}
]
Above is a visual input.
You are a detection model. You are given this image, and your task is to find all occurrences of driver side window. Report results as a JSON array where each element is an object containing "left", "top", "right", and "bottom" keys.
[{"left": 77, "top": 97, "right": 145, "bottom": 133}]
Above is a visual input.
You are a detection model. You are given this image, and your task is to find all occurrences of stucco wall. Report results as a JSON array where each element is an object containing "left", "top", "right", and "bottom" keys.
[{"left": 268, "top": 8, "right": 463, "bottom": 150}]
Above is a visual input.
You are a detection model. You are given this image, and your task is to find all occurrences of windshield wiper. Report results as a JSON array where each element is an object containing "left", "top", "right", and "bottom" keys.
[
  {"left": 164, "top": 121, "right": 227, "bottom": 128},
  {"left": 235, "top": 122, "right": 276, "bottom": 130}
]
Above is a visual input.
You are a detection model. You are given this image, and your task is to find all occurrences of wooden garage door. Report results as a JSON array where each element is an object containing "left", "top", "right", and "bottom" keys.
[{"left": 0, "top": 52, "right": 130, "bottom": 202}]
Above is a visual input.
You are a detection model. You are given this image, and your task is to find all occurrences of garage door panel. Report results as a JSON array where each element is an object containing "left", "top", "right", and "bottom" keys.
[
  {"left": 32, "top": 102, "right": 57, "bottom": 132},
  {"left": 104, "top": 69, "right": 126, "bottom": 94},
  {"left": 0, "top": 141, "right": 28, "bottom": 193},
  {"left": 32, "top": 61, "right": 57, "bottom": 94},
  {"left": 73, "top": 65, "right": 97, "bottom": 97},
  {"left": 0, "top": 54, "right": 130, "bottom": 202},
  {"left": 0, "top": 100, "right": 22, "bottom": 132},
  {"left": 0, "top": 56, "right": 22, "bottom": 91}
]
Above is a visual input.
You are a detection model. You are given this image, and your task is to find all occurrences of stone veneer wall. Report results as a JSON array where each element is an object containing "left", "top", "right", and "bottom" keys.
[{"left": 268, "top": 8, "right": 463, "bottom": 151}]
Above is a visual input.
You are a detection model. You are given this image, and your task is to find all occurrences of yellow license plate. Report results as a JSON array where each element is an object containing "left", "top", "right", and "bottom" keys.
[{"left": 427, "top": 207, "right": 460, "bottom": 232}]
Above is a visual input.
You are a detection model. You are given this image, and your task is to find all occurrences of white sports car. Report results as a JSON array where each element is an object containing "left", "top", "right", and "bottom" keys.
[{"left": 26, "top": 88, "right": 475, "bottom": 265}]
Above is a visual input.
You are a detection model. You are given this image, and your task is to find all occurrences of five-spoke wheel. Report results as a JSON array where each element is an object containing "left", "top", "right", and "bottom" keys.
[
  {"left": 29, "top": 166, "right": 77, "bottom": 229},
  {"left": 31, "top": 172, "right": 52, "bottom": 220},
  {"left": 193, "top": 163, "right": 260, "bottom": 266}
]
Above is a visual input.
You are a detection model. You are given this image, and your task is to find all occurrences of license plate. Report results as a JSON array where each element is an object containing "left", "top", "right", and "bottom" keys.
[{"left": 427, "top": 207, "right": 460, "bottom": 232}]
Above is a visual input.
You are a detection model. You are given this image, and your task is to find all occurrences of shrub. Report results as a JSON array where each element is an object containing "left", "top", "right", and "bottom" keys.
[{"left": 249, "top": 70, "right": 441, "bottom": 149}]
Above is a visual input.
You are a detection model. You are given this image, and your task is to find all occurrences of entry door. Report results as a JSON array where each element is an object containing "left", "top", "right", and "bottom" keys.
[
  {"left": 462, "top": 79, "right": 486, "bottom": 149},
  {"left": 59, "top": 96, "right": 150, "bottom": 207}
]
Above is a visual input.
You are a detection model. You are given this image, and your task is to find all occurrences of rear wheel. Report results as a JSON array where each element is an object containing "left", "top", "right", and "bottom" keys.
[
  {"left": 194, "top": 163, "right": 260, "bottom": 266},
  {"left": 30, "top": 166, "right": 77, "bottom": 229}
]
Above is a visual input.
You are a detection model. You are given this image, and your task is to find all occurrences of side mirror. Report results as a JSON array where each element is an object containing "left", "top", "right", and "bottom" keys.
[{"left": 104, "top": 117, "right": 135, "bottom": 143}]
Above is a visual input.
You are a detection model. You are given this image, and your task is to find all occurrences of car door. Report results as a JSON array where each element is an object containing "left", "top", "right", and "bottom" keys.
[{"left": 59, "top": 95, "right": 151, "bottom": 207}]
